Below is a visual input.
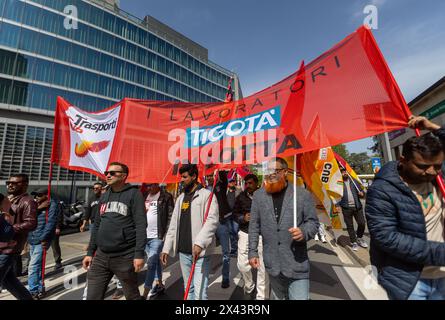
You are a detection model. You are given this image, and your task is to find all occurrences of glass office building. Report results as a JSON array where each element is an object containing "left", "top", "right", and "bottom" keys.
[{"left": 0, "top": 0, "right": 238, "bottom": 199}]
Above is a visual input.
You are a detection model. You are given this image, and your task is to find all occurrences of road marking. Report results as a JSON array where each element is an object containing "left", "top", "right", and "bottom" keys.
[{"left": 324, "top": 230, "right": 354, "bottom": 265}]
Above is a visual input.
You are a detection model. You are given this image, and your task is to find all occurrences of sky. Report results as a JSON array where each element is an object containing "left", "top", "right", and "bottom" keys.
[{"left": 120, "top": 0, "right": 445, "bottom": 156}]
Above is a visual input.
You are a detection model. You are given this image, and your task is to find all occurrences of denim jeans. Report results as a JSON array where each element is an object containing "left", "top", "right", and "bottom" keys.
[
  {"left": 227, "top": 218, "right": 239, "bottom": 254},
  {"left": 216, "top": 220, "right": 231, "bottom": 282},
  {"left": 269, "top": 273, "right": 310, "bottom": 300},
  {"left": 144, "top": 238, "right": 164, "bottom": 289},
  {"left": 28, "top": 244, "right": 46, "bottom": 294},
  {"left": 408, "top": 278, "right": 445, "bottom": 300},
  {"left": 179, "top": 253, "right": 210, "bottom": 300},
  {"left": 0, "top": 254, "right": 33, "bottom": 300}
]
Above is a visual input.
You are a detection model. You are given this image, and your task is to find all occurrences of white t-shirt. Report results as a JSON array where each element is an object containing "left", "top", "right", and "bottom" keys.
[{"left": 145, "top": 192, "right": 160, "bottom": 239}]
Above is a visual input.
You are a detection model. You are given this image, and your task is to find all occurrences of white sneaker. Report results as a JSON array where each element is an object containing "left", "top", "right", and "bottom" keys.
[
  {"left": 320, "top": 234, "right": 327, "bottom": 243},
  {"left": 352, "top": 242, "right": 359, "bottom": 251},
  {"left": 357, "top": 238, "right": 368, "bottom": 248},
  {"left": 314, "top": 234, "right": 319, "bottom": 241}
]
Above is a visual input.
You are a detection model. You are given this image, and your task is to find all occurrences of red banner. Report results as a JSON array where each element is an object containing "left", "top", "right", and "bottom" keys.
[{"left": 52, "top": 26, "right": 411, "bottom": 183}]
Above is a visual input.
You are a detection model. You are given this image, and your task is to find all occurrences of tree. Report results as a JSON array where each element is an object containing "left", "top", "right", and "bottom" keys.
[
  {"left": 348, "top": 152, "right": 373, "bottom": 174},
  {"left": 332, "top": 144, "right": 350, "bottom": 161}
]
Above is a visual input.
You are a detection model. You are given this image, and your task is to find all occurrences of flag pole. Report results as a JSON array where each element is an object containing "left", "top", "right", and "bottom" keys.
[
  {"left": 293, "top": 156, "right": 297, "bottom": 228},
  {"left": 41, "top": 159, "right": 54, "bottom": 287},
  {"left": 183, "top": 169, "right": 219, "bottom": 300}
]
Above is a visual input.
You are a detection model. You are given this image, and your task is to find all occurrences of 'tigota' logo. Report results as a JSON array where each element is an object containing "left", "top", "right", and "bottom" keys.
[{"left": 75, "top": 140, "right": 110, "bottom": 157}]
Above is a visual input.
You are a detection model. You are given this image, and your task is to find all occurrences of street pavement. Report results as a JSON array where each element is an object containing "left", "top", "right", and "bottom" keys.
[{"left": 0, "top": 226, "right": 388, "bottom": 300}]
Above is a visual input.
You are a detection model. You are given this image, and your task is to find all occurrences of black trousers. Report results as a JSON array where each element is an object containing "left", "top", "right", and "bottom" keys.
[
  {"left": 0, "top": 254, "right": 33, "bottom": 300},
  {"left": 341, "top": 207, "right": 366, "bottom": 243},
  {"left": 51, "top": 235, "right": 62, "bottom": 264},
  {"left": 87, "top": 250, "right": 142, "bottom": 300}
]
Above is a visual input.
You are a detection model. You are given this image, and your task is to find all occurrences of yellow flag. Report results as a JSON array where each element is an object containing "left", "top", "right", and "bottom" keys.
[{"left": 300, "top": 148, "right": 344, "bottom": 229}]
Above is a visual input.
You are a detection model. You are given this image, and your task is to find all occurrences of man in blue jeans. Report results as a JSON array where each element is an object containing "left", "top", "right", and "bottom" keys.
[
  {"left": 161, "top": 164, "right": 219, "bottom": 300},
  {"left": 27, "top": 188, "right": 58, "bottom": 299},
  {"left": 206, "top": 171, "right": 232, "bottom": 288},
  {"left": 142, "top": 183, "right": 174, "bottom": 299},
  {"left": 249, "top": 158, "right": 319, "bottom": 300},
  {"left": 366, "top": 116, "right": 445, "bottom": 300}
]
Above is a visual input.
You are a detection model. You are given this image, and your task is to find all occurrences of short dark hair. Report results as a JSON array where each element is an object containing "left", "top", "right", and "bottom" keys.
[
  {"left": 244, "top": 174, "right": 259, "bottom": 184},
  {"left": 179, "top": 164, "right": 198, "bottom": 178},
  {"left": 271, "top": 157, "right": 288, "bottom": 169},
  {"left": 108, "top": 162, "right": 129, "bottom": 175},
  {"left": 402, "top": 133, "right": 444, "bottom": 161},
  {"left": 93, "top": 181, "right": 104, "bottom": 187},
  {"left": 10, "top": 173, "right": 29, "bottom": 184}
]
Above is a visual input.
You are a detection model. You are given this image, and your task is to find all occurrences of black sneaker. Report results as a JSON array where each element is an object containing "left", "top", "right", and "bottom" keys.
[
  {"left": 221, "top": 279, "right": 230, "bottom": 289},
  {"left": 37, "top": 291, "right": 46, "bottom": 300},
  {"left": 112, "top": 288, "right": 124, "bottom": 300},
  {"left": 31, "top": 293, "right": 40, "bottom": 300},
  {"left": 54, "top": 263, "right": 63, "bottom": 271}
]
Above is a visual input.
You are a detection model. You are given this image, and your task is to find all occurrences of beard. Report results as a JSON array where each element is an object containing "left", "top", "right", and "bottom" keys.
[
  {"left": 183, "top": 180, "right": 196, "bottom": 193},
  {"left": 264, "top": 176, "right": 287, "bottom": 194}
]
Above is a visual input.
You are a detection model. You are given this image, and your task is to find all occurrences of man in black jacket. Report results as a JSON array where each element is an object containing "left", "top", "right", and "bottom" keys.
[
  {"left": 206, "top": 171, "right": 232, "bottom": 288},
  {"left": 141, "top": 183, "right": 174, "bottom": 299},
  {"left": 82, "top": 162, "right": 147, "bottom": 300},
  {"left": 338, "top": 167, "right": 367, "bottom": 251},
  {"left": 233, "top": 174, "right": 269, "bottom": 300},
  {"left": 366, "top": 116, "right": 445, "bottom": 300}
]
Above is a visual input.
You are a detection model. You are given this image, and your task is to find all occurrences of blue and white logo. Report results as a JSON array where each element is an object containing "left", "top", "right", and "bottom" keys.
[{"left": 185, "top": 106, "right": 281, "bottom": 148}]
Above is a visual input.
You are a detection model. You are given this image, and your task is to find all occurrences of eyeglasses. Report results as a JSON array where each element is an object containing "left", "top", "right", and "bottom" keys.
[
  {"left": 6, "top": 181, "right": 22, "bottom": 186},
  {"left": 104, "top": 170, "right": 123, "bottom": 177},
  {"left": 412, "top": 162, "right": 442, "bottom": 172},
  {"left": 265, "top": 168, "right": 286, "bottom": 177}
]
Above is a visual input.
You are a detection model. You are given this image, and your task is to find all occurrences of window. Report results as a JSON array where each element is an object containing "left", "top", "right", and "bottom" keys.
[
  {"left": 0, "top": 23, "right": 20, "bottom": 49},
  {"left": 115, "top": 18, "right": 128, "bottom": 38},
  {"left": 88, "top": 4, "right": 104, "bottom": 30},
  {"left": 55, "top": 39, "right": 71, "bottom": 64},
  {"left": 102, "top": 12, "right": 116, "bottom": 33},
  {"left": 112, "top": 58, "right": 124, "bottom": 79},
  {"left": 85, "top": 48, "right": 100, "bottom": 72},
  {"left": 3, "top": 0, "right": 23, "bottom": 22},
  {"left": 99, "top": 53, "right": 113, "bottom": 75},
  {"left": 158, "top": 39, "right": 166, "bottom": 56},
  {"left": 32, "top": 58, "right": 53, "bottom": 83},
  {"left": 21, "top": 3, "right": 41, "bottom": 29},
  {"left": 87, "top": 26, "right": 101, "bottom": 50},
  {"left": 37, "top": 33, "right": 56, "bottom": 58},
  {"left": 0, "top": 78, "right": 11, "bottom": 103},
  {"left": 125, "top": 62, "right": 136, "bottom": 83},
  {"left": 18, "top": 28, "right": 39, "bottom": 54},
  {"left": 53, "top": 63, "right": 68, "bottom": 87},
  {"left": 101, "top": 31, "right": 115, "bottom": 54},
  {"left": 98, "top": 76, "right": 112, "bottom": 97},
  {"left": 71, "top": 44, "right": 86, "bottom": 67},
  {"left": 127, "top": 43, "right": 136, "bottom": 62},
  {"left": 68, "top": 66, "right": 84, "bottom": 91},
  {"left": 14, "top": 54, "right": 34, "bottom": 79},
  {"left": 127, "top": 23, "right": 138, "bottom": 43},
  {"left": 114, "top": 37, "right": 126, "bottom": 58},
  {"left": 0, "top": 49, "right": 16, "bottom": 76},
  {"left": 82, "top": 71, "right": 98, "bottom": 94},
  {"left": 10, "top": 81, "right": 30, "bottom": 106}
]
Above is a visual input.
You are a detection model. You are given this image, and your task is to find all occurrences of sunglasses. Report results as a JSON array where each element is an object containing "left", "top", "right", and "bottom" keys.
[
  {"left": 104, "top": 170, "right": 124, "bottom": 177},
  {"left": 6, "top": 181, "right": 22, "bottom": 186}
]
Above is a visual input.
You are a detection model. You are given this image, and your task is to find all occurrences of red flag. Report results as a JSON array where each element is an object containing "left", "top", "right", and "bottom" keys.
[
  {"left": 224, "top": 77, "right": 234, "bottom": 103},
  {"left": 52, "top": 27, "right": 411, "bottom": 183}
]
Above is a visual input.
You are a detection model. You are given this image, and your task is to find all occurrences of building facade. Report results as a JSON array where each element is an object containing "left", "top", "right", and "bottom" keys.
[{"left": 0, "top": 0, "right": 239, "bottom": 200}]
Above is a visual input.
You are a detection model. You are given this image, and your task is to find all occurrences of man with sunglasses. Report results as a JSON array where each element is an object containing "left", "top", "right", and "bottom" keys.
[
  {"left": 366, "top": 116, "right": 445, "bottom": 300},
  {"left": 82, "top": 162, "right": 147, "bottom": 300},
  {"left": 0, "top": 174, "right": 36, "bottom": 300},
  {"left": 80, "top": 182, "right": 104, "bottom": 234},
  {"left": 248, "top": 157, "right": 319, "bottom": 300}
]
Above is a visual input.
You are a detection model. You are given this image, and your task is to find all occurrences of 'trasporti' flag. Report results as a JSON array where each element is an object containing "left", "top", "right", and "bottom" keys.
[
  {"left": 299, "top": 148, "right": 344, "bottom": 229},
  {"left": 334, "top": 152, "right": 363, "bottom": 188},
  {"left": 51, "top": 26, "right": 411, "bottom": 183}
]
